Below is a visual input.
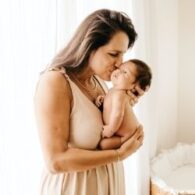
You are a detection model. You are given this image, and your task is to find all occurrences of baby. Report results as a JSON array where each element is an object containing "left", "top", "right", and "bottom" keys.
[{"left": 97, "top": 59, "right": 152, "bottom": 150}]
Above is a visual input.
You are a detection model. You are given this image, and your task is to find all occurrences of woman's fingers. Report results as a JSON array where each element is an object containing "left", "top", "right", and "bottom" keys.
[
  {"left": 134, "top": 85, "right": 145, "bottom": 98},
  {"left": 118, "top": 125, "right": 144, "bottom": 160},
  {"left": 127, "top": 90, "right": 137, "bottom": 99},
  {"left": 126, "top": 90, "right": 138, "bottom": 106},
  {"left": 133, "top": 124, "right": 143, "bottom": 139},
  {"left": 136, "top": 132, "right": 144, "bottom": 145}
]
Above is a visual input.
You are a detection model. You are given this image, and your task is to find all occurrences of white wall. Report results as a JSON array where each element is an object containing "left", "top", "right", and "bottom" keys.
[{"left": 178, "top": 0, "right": 195, "bottom": 142}]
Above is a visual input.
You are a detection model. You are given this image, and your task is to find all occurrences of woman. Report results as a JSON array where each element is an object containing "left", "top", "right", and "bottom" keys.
[{"left": 34, "top": 9, "right": 144, "bottom": 195}]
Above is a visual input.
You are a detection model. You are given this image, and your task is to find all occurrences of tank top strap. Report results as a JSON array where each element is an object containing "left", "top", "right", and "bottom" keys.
[
  {"left": 94, "top": 75, "right": 108, "bottom": 93},
  {"left": 44, "top": 66, "right": 69, "bottom": 80},
  {"left": 41, "top": 67, "right": 108, "bottom": 95}
]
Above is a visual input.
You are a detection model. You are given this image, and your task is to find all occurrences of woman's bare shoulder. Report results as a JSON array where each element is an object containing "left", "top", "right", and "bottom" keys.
[
  {"left": 39, "top": 70, "right": 70, "bottom": 89},
  {"left": 35, "top": 70, "right": 72, "bottom": 99}
]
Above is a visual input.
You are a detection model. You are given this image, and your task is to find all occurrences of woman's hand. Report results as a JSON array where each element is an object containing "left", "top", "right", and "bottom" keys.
[
  {"left": 117, "top": 125, "right": 144, "bottom": 160},
  {"left": 127, "top": 85, "right": 147, "bottom": 106}
]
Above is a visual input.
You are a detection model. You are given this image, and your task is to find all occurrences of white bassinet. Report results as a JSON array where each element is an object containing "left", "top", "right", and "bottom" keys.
[{"left": 150, "top": 143, "right": 195, "bottom": 195}]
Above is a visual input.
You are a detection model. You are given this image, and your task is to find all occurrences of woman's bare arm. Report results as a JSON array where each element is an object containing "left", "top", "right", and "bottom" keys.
[
  {"left": 34, "top": 71, "right": 118, "bottom": 173},
  {"left": 34, "top": 71, "right": 144, "bottom": 173}
]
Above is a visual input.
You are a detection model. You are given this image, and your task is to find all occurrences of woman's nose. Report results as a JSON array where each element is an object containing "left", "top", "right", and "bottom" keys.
[{"left": 115, "top": 56, "right": 123, "bottom": 68}]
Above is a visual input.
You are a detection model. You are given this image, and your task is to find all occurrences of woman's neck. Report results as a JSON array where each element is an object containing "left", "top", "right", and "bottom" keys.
[
  {"left": 72, "top": 66, "right": 94, "bottom": 83},
  {"left": 69, "top": 67, "right": 100, "bottom": 102},
  {"left": 69, "top": 66, "right": 97, "bottom": 95}
]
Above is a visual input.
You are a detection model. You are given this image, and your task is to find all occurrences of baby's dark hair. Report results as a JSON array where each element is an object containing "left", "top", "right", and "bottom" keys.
[{"left": 130, "top": 59, "right": 152, "bottom": 91}]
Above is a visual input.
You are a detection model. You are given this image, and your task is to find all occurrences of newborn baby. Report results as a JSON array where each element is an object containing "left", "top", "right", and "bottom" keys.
[{"left": 97, "top": 59, "right": 152, "bottom": 150}]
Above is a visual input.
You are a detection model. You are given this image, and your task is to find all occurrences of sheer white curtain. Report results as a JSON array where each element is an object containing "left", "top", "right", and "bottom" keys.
[
  {"left": 0, "top": 1, "right": 152, "bottom": 195},
  {"left": 0, "top": 1, "right": 58, "bottom": 194},
  {"left": 130, "top": 1, "right": 179, "bottom": 195},
  {"left": 129, "top": 1, "right": 152, "bottom": 194}
]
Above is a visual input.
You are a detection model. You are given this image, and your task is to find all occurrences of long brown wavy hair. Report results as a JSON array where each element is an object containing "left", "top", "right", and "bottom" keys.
[{"left": 49, "top": 9, "right": 137, "bottom": 73}]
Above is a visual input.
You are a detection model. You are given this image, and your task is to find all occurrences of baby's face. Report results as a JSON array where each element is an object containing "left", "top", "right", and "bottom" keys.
[{"left": 111, "top": 61, "right": 137, "bottom": 89}]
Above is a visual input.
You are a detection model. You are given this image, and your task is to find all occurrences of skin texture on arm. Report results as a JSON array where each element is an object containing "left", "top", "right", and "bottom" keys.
[
  {"left": 34, "top": 71, "right": 122, "bottom": 173},
  {"left": 102, "top": 90, "right": 126, "bottom": 138}
]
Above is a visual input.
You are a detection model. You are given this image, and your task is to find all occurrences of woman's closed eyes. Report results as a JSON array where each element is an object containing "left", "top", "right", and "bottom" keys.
[{"left": 108, "top": 53, "right": 119, "bottom": 57}]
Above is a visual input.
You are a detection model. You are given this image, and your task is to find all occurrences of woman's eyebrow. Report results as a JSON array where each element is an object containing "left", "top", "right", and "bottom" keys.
[{"left": 108, "top": 49, "right": 126, "bottom": 53}]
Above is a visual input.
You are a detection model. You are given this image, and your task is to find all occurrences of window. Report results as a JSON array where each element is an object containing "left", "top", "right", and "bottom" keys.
[{"left": 0, "top": 1, "right": 143, "bottom": 194}]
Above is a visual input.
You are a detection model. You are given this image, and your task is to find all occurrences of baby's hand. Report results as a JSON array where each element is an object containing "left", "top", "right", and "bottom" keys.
[
  {"left": 102, "top": 125, "right": 114, "bottom": 138},
  {"left": 95, "top": 95, "right": 105, "bottom": 107}
]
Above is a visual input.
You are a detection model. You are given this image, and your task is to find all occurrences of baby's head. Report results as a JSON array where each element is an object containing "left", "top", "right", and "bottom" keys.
[
  {"left": 111, "top": 59, "right": 152, "bottom": 93},
  {"left": 129, "top": 59, "right": 152, "bottom": 92}
]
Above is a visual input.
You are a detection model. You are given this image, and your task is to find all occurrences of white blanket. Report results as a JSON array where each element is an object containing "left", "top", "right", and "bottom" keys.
[{"left": 151, "top": 143, "right": 195, "bottom": 194}]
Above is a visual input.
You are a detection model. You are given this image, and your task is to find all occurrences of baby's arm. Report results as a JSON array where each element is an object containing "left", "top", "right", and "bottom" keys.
[
  {"left": 99, "top": 136, "right": 122, "bottom": 150},
  {"left": 102, "top": 91, "right": 126, "bottom": 138}
]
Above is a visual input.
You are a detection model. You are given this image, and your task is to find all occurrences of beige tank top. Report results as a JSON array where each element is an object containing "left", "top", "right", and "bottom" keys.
[
  {"left": 39, "top": 68, "right": 125, "bottom": 195},
  {"left": 48, "top": 67, "right": 108, "bottom": 150}
]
